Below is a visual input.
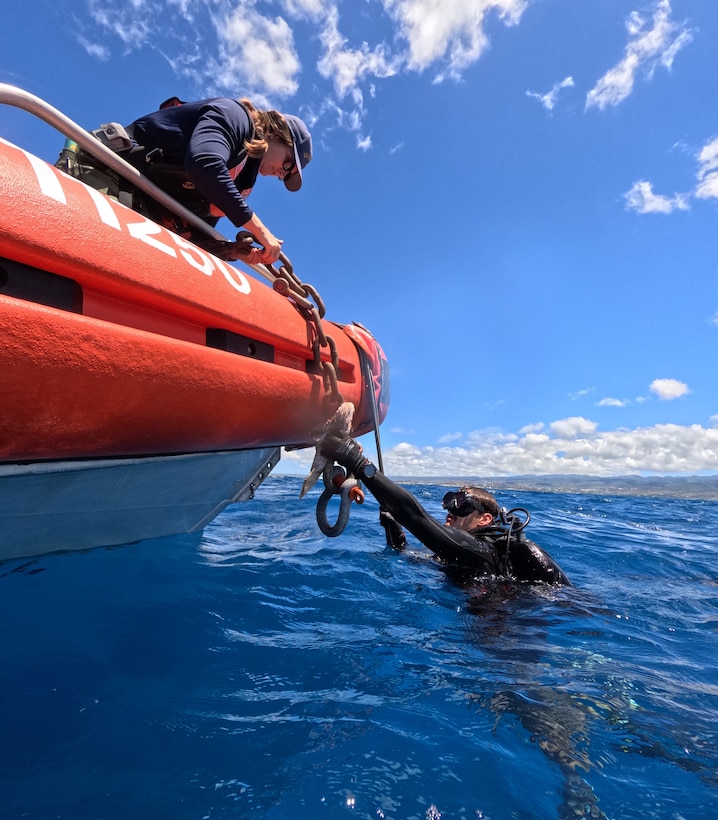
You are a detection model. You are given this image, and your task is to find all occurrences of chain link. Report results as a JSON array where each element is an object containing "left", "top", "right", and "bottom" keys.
[{"left": 251, "top": 248, "right": 343, "bottom": 406}]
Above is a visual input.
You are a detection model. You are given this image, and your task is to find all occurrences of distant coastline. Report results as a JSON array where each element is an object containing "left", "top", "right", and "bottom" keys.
[
  {"left": 385, "top": 474, "right": 718, "bottom": 501},
  {"left": 276, "top": 471, "right": 718, "bottom": 501}
]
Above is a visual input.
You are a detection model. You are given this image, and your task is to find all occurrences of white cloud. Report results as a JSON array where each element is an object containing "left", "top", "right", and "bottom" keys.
[
  {"left": 518, "top": 422, "right": 544, "bottom": 435},
  {"left": 438, "top": 432, "right": 464, "bottom": 444},
  {"left": 650, "top": 378, "right": 690, "bottom": 400},
  {"left": 710, "top": 311, "right": 718, "bottom": 327},
  {"left": 624, "top": 180, "right": 689, "bottom": 214},
  {"left": 569, "top": 388, "right": 596, "bottom": 401},
  {"left": 380, "top": 421, "right": 718, "bottom": 476},
  {"left": 625, "top": 135, "right": 718, "bottom": 215},
  {"left": 697, "top": 138, "right": 718, "bottom": 172},
  {"left": 78, "top": 0, "right": 698, "bottom": 150},
  {"left": 465, "top": 427, "right": 514, "bottom": 446},
  {"left": 597, "top": 398, "right": 630, "bottom": 407},
  {"left": 384, "top": 0, "right": 528, "bottom": 79},
  {"left": 209, "top": 8, "right": 302, "bottom": 99},
  {"left": 317, "top": 4, "right": 399, "bottom": 106},
  {"left": 696, "top": 137, "right": 718, "bottom": 200},
  {"left": 83, "top": 0, "right": 303, "bottom": 102},
  {"left": 282, "top": 0, "right": 326, "bottom": 17},
  {"left": 549, "top": 416, "right": 599, "bottom": 438},
  {"left": 76, "top": 0, "right": 538, "bottom": 140},
  {"left": 586, "top": 0, "right": 693, "bottom": 110},
  {"left": 697, "top": 173, "right": 718, "bottom": 200},
  {"left": 282, "top": 417, "right": 718, "bottom": 477},
  {"left": 86, "top": 0, "right": 152, "bottom": 48},
  {"left": 312, "top": 97, "right": 365, "bottom": 134},
  {"left": 526, "top": 76, "right": 574, "bottom": 111},
  {"left": 77, "top": 35, "right": 110, "bottom": 61}
]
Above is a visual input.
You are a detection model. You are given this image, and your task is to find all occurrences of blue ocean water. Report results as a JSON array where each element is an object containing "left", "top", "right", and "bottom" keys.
[{"left": 1, "top": 476, "right": 717, "bottom": 819}]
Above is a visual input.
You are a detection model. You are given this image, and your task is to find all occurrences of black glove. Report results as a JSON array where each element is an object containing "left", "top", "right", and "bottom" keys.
[
  {"left": 320, "top": 432, "right": 369, "bottom": 477},
  {"left": 380, "top": 509, "right": 406, "bottom": 551}
]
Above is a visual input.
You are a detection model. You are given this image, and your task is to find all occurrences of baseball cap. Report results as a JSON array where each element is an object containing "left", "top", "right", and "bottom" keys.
[{"left": 282, "top": 114, "right": 312, "bottom": 192}]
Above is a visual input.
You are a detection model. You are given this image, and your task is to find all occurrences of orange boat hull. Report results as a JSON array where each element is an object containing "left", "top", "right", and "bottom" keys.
[{"left": 0, "top": 136, "right": 389, "bottom": 463}]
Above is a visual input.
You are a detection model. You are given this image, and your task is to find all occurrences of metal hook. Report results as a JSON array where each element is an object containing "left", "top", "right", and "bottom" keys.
[{"left": 316, "top": 463, "right": 365, "bottom": 537}]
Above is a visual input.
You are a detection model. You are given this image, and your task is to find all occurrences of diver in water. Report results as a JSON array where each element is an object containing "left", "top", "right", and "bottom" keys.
[{"left": 320, "top": 433, "right": 571, "bottom": 586}]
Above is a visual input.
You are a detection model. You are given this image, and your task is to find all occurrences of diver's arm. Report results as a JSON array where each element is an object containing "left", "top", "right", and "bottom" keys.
[
  {"left": 320, "top": 434, "right": 497, "bottom": 570},
  {"left": 363, "top": 472, "right": 498, "bottom": 571}
]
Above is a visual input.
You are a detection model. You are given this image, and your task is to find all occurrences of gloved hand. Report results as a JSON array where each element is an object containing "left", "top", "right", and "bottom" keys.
[
  {"left": 380, "top": 509, "right": 406, "bottom": 551},
  {"left": 320, "top": 432, "right": 369, "bottom": 477}
]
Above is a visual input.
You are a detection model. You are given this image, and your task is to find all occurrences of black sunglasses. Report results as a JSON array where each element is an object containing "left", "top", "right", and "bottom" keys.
[{"left": 441, "top": 491, "right": 484, "bottom": 518}]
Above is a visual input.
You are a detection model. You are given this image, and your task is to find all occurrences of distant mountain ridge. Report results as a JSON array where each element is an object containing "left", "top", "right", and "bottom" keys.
[{"left": 393, "top": 474, "right": 718, "bottom": 501}]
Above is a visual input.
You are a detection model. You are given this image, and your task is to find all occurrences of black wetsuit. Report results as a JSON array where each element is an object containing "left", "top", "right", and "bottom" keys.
[{"left": 362, "top": 472, "right": 571, "bottom": 586}]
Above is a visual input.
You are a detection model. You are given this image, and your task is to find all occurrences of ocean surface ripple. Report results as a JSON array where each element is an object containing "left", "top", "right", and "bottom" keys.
[{"left": 1, "top": 476, "right": 717, "bottom": 819}]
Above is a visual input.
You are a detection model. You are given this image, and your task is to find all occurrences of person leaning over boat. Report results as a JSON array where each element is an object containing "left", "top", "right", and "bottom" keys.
[
  {"left": 319, "top": 433, "right": 571, "bottom": 586},
  {"left": 57, "top": 97, "right": 312, "bottom": 265}
]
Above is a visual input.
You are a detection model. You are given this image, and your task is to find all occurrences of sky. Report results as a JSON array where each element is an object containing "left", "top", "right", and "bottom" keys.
[{"left": 1, "top": 0, "right": 717, "bottom": 477}]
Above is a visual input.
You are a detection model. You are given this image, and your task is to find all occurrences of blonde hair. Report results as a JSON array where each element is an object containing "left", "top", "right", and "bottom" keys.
[{"left": 240, "top": 98, "right": 293, "bottom": 158}]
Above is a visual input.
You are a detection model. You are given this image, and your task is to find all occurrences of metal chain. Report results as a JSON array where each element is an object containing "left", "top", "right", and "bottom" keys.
[{"left": 250, "top": 248, "right": 343, "bottom": 406}]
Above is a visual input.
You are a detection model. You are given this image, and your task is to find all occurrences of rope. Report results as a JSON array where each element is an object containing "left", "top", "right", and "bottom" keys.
[
  {"left": 360, "top": 350, "right": 384, "bottom": 474},
  {"left": 359, "top": 351, "right": 404, "bottom": 548}
]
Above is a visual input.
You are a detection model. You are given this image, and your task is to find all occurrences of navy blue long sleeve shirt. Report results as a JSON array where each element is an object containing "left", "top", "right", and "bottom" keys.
[{"left": 130, "top": 98, "right": 260, "bottom": 227}]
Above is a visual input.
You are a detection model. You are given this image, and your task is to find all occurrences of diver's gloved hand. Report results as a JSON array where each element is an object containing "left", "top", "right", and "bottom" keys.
[
  {"left": 320, "top": 432, "right": 369, "bottom": 477},
  {"left": 380, "top": 509, "right": 406, "bottom": 551}
]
